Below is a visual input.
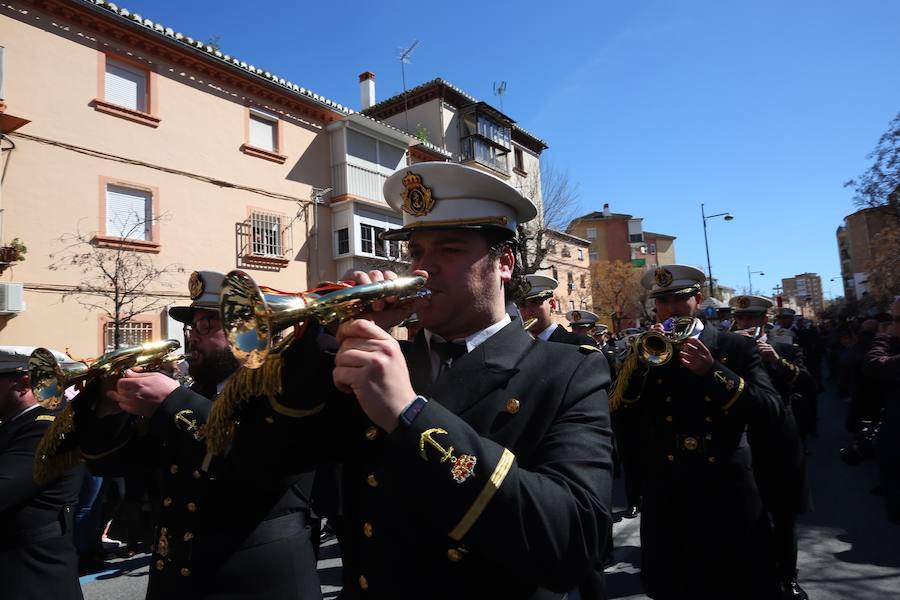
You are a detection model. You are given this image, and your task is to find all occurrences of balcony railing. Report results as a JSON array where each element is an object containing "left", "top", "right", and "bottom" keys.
[{"left": 332, "top": 162, "right": 389, "bottom": 203}]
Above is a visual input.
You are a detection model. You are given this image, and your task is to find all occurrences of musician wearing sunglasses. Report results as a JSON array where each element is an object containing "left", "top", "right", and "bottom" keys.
[
  {"left": 48, "top": 271, "right": 322, "bottom": 600},
  {"left": 609, "top": 265, "right": 784, "bottom": 600},
  {"left": 262, "top": 163, "right": 614, "bottom": 599},
  {"left": 730, "top": 294, "right": 814, "bottom": 600}
]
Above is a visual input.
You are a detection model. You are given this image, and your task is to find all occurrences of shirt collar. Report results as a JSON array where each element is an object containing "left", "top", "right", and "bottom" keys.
[
  {"left": 536, "top": 322, "right": 558, "bottom": 341},
  {"left": 425, "top": 314, "right": 512, "bottom": 354}
]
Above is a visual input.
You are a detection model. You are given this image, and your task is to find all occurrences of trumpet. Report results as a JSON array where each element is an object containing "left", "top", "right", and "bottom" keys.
[
  {"left": 633, "top": 316, "right": 700, "bottom": 367},
  {"left": 29, "top": 340, "right": 183, "bottom": 410},
  {"left": 733, "top": 326, "right": 763, "bottom": 340},
  {"left": 219, "top": 270, "right": 432, "bottom": 369}
]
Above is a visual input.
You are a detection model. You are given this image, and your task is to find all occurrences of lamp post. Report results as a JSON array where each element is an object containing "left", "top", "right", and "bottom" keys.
[
  {"left": 747, "top": 267, "right": 764, "bottom": 295},
  {"left": 701, "top": 203, "right": 734, "bottom": 299}
]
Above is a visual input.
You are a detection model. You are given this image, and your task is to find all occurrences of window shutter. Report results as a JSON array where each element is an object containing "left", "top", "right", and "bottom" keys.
[
  {"left": 106, "top": 185, "right": 151, "bottom": 240},
  {"left": 249, "top": 114, "right": 276, "bottom": 151},
  {"left": 105, "top": 59, "right": 147, "bottom": 112}
]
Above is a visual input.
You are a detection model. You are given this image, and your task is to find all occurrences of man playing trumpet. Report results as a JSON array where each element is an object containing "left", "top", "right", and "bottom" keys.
[
  {"left": 42, "top": 271, "right": 322, "bottom": 600},
  {"left": 243, "top": 162, "right": 614, "bottom": 598},
  {"left": 611, "top": 265, "right": 783, "bottom": 599}
]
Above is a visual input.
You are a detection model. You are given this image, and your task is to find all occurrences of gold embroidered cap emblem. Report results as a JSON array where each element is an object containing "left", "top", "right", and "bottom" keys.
[
  {"left": 655, "top": 268, "right": 674, "bottom": 287},
  {"left": 188, "top": 271, "right": 204, "bottom": 300},
  {"left": 571, "top": 311, "right": 582, "bottom": 323},
  {"left": 400, "top": 171, "right": 435, "bottom": 217},
  {"left": 737, "top": 296, "right": 751, "bottom": 309}
]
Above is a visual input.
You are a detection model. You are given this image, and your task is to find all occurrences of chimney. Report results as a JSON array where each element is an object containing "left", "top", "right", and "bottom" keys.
[
  {"left": 602, "top": 203, "right": 610, "bottom": 217},
  {"left": 359, "top": 71, "right": 376, "bottom": 111}
]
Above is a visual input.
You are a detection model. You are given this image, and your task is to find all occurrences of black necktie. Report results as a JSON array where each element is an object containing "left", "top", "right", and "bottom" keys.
[{"left": 432, "top": 340, "right": 467, "bottom": 378}]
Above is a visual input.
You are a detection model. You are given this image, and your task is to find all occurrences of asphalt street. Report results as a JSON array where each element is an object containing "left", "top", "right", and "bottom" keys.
[{"left": 81, "top": 377, "right": 900, "bottom": 600}]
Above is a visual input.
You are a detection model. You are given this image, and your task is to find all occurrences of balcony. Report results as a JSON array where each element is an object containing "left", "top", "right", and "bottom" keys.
[
  {"left": 459, "top": 137, "right": 509, "bottom": 175},
  {"left": 331, "top": 162, "right": 389, "bottom": 204},
  {"left": 235, "top": 213, "right": 292, "bottom": 271}
]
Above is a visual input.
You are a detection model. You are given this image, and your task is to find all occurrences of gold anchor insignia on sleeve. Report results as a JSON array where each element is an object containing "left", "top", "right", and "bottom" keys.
[
  {"left": 174, "top": 409, "right": 207, "bottom": 440},
  {"left": 419, "top": 428, "right": 477, "bottom": 484}
]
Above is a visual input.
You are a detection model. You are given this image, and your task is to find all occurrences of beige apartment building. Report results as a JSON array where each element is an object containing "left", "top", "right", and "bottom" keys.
[
  {"left": 0, "top": 0, "right": 440, "bottom": 357},
  {"left": 539, "top": 229, "right": 593, "bottom": 328}
]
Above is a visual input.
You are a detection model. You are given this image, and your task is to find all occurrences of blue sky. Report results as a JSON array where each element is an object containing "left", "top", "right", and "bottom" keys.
[{"left": 115, "top": 0, "right": 900, "bottom": 299}]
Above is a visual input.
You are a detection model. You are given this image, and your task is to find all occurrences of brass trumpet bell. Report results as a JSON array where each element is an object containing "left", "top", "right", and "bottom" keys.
[
  {"left": 219, "top": 270, "right": 431, "bottom": 369},
  {"left": 29, "top": 340, "right": 182, "bottom": 410},
  {"left": 634, "top": 316, "right": 699, "bottom": 367}
]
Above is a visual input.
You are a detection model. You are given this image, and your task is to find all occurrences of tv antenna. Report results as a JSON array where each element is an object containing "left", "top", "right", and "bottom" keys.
[
  {"left": 398, "top": 39, "right": 420, "bottom": 133},
  {"left": 493, "top": 81, "right": 507, "bottom": 111}
]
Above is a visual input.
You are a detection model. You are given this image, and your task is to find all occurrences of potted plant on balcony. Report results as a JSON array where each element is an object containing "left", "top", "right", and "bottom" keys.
[{"left": 0, "top": 237, "right": 27, "bottom": 268}]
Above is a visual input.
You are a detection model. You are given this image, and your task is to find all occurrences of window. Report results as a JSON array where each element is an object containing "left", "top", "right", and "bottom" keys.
[
  {"left": 105, "top": 321, "right": 153, "bottom": 352},
  {"left": 546, "top": 239, "right": 557, "bottom": 253},
  {"left": 360, "top": 223, "right": 401, "bottom": 259},
  {"left": 514, "top": 148, "right": 525, "bottom": 173},
  {"left": 581, "top": 300, "right": 587, "bottom": 309},
  {"left": 105, "top": 58, "right": 148, "bottom": 112},
  {"left": 629, "top": 234, "right": 644, "bottom": 243},
  {"left": 552, "top": 266, "right": 559, "bottom": 281},
  {"left": 561, "top": 245, "right": 571, "bottom": 258},
  {"left": 249, "top": 110, "right": 277, "bottom": 152},
  {"left": 336, "top": 228, "right": 350, "bottom": 255},
  {"left": 648, "top": 242, "right": 657, "bottom": 254},
  {"left": 569, "top": 300, "right": 575, "bottom": 311},
  {"left": 580, "top": 274, "right": 586, "bottom": 289},
  {"left": 251, "top": 211, "right": 283, "bottom": 256},
  {"left": 589, "top": 251, "right": 598, "bottom": 261},
  {"left": 459, "top": 106, "right": 511, "bottom": 173},
  {"left": 577, "top": 248, "right": 584, "bottom": 261},
  {"left": 586, "top": 227, "right": 597, "bottom": 240},
  {"left": 106, "top": 184, "right": 152, "bottom": 240}
]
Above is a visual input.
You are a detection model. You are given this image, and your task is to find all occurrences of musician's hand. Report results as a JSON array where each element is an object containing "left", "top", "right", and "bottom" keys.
[
  {"left": 756, "top": 341, "right": 780, "bottom": 363},
  {"left": 679, "top": 338, "right": 714, "bottom": 376},
  {"left": 340, "top": 269, "right": 427, "bottom": 330},
  {"left": 650, "top": 323, "right": 665, "bottom": 333},
  {"left": 94, "top": 376, "right": 123, "bottom": 418},
  {"left": 112, "top": 370, "right": 179, "bottom": 418},
  {"left": 334, "top": 318, "right": 416, "bottom": 433}
]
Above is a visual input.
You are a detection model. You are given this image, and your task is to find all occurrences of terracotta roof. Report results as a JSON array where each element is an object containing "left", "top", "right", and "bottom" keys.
[
  {"left": 546, "top": 228, "right": 591, "bottom": 245},
  {"left": 79, "top": 0, "right": 354, "bottom": 115},
  {"left": 362, "top": 78, "right": 548, "bottom": 151}
]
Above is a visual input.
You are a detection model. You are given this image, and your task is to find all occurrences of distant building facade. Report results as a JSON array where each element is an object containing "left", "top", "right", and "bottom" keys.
[
  {"left": 836, "top": 205, "right": 894, "bottom": 301},
  {"left": 782, "top": 273, "right": 824, "bottom": 316},
  {"left": 539, "top": 229, "right": 593, "bottom": 328}
]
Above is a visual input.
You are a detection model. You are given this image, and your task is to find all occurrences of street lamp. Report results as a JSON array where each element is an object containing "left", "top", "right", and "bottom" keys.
[
  {"left": 701, "top": 203, "right": 734, "bottom": 298},
  {"left": 747, "top": 267, "right": 764, "bottom": 295}
]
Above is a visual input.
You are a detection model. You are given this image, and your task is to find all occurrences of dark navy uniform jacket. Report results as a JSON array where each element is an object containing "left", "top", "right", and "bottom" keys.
[
  {"left": 73, "top": 380, "right": 321, "bottom": 600},
  {"left": 749, "top": 341, "right": 814, "bottom": 515},
  {"left": 0, "top": 405, "right": 83, "bottom": 600},
  {"left": 547, "top": 324, "right": 599, "bottom": 348},
  {"left": 272, "top": 319, "right": 614, "bottom": 599},
  {"left": 617, "top": 325, "right": 783, "bottom": 600}
]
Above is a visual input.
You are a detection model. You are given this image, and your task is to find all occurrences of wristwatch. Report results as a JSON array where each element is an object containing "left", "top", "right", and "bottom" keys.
[{"left": 399, "top": 395, "right": 428, "bottom": 428}]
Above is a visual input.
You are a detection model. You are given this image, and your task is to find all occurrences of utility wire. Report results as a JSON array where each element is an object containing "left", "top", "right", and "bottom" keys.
[{"left": 9, "top": 132, "right": 314, "bottom": 208}]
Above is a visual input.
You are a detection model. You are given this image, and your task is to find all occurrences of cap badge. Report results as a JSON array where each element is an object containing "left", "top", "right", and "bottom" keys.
[
  {"left": 737, "top": 296, "right": 751, "bottom": 309},
  {"left": 188, "top": 272, "right": 204, "bottom": 300},
  {"left": 655, "top": 268, "right": 674, "bottom": 287},
  {"left": 571, "top": 310, "right": 582, "bottom": 322},
  {"left": 400, "top": 171, "right": 435, "bottom": 217}
]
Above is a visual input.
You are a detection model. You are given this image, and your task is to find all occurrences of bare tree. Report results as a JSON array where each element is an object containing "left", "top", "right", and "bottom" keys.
[
  {"left": 845, "top": 112, "right": 900, "bottom": 219},
  {"left": 515, "top": 159, "right": 580, "bottom": 277},
  {"left": 591, "top": 260, "right": 643, "bottom": 333},
  {"left": 49, "top": 213, "right": 183, "bottom": 350}
]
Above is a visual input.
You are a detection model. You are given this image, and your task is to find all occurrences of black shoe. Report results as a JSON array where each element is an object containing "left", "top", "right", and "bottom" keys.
[
  {"left": 624, "top": 505, "right": 640, "bottom": 519},
  {"left": 783, "top": 579, "right": 809, "bottom": 600}
]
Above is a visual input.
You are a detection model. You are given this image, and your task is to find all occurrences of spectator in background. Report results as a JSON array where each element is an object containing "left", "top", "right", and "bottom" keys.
[{"left": 866, "top": 297, "right": 900, "bottom": 524}]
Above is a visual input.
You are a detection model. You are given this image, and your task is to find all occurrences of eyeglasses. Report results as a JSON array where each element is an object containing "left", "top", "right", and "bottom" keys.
[{"left": 183, "top": 316, "right": 221, "bottom": 338}]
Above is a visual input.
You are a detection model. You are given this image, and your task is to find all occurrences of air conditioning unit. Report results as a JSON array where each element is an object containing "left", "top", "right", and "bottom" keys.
[{"left": 0, "top": 282, "right": 25, "bottom": 315}]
